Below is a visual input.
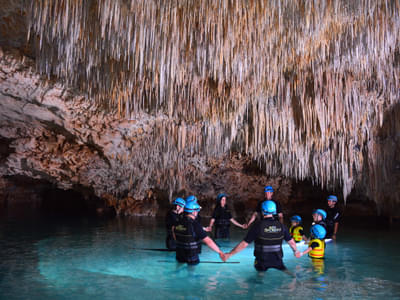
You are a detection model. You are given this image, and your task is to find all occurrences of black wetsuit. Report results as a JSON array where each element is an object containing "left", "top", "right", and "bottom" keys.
[
  {"left": 312, "top": 220, "right": 328, "bottom": 232},
  {"left": 256, "top": 200, "right": 283, "bottom": 221},
  {"left": 325, "top": 206, "right": 341, "bottom": 238},
  {"left": 174, "top": 214, "right": 207, "bottom": 265},
  {"left": 244, "top": 217, "right": 292, "bottom": 271},
  {"left": 165, "top": 210, "right": 181, "bottom": 250},
  {"left": 212, "top": 206, "right": 232, "bottom": 239}
]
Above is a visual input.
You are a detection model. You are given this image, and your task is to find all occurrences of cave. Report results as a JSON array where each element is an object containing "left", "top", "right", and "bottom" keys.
[{"left": 0, "top": 1, "right": 400, "bottom": 299}]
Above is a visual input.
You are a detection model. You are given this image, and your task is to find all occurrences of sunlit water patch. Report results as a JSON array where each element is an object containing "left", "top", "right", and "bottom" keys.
[{"left": 1, "top": 215, "right": 400, "bottom": 299}]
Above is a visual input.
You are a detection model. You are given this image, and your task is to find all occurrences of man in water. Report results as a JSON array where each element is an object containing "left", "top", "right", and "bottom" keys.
[
  {"left": 222, "top": 200, "right": 299, "bottom": 272},
  {"left": 247, "top": 185, "right": 284, "bottom": 227},
  {"left": 325, "top": 195, "right": 341, "bottom": 240},
  {"left": 174, "top": 201, "right": 224, "bottom": 265}
]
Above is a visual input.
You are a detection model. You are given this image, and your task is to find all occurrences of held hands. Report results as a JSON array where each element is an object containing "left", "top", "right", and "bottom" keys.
[
  {"left": 241, "top": 223, "right": 248, "bottom": 229},
  {"left": 295, "top": 251, "right": 302, "bottom": 258},
  {"left": 219, "top": 252, "right": 232, "bottom": 262}
]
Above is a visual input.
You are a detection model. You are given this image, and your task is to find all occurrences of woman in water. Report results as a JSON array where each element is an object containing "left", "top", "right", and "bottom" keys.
[{"left": 206, "top": 193, "right": 247, "bottom": 239}]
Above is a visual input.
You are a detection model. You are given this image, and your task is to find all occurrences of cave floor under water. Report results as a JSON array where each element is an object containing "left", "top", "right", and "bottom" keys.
[{"left": 1, "top": 213, "right": 400, "bottom": 300}]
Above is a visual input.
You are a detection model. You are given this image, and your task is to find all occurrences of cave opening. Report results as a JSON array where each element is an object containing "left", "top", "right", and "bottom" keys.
[{"left": 0, "top": 176, "right": 115, "bottom": 218}]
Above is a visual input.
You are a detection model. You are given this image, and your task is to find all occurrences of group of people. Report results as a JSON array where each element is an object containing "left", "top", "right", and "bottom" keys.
[{"left": 165, "top": 186, "right": 341, "bottom": 273}]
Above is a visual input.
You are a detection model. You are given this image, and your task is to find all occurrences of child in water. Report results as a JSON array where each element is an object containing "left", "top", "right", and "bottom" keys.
[
  {"left": 312, "top": 209, "right": 327, "bottom": 229},
  {"left": 296, "top": 224, "right": 326, "bottom": 259},
  {"left": 206, "top": 193, "right": 247, "bottom": 239},
  {"left": 289, "top": 215, "right": 307, "bottom": 243}
]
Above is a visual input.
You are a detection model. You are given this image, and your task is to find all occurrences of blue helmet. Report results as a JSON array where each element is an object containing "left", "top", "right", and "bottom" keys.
[
  {"left": 217, "top": 193, "right": 227, "bottom": 202},
  {"left": 327, "top": 195, "right": 338, "bottom": 202},
  {"left": 313, "top": 209, "right": 327, "bottom": 220},
  {"left": 173, "top": 197, "right": 185, "bottom": 208},
  {"left": 310, "top": 224, "right": 326, "bottom": 239},
  {"left": 185, "top": 195, "right": 198, "bottom": 204},
  {"left": 184, "top": 202, "right": 201, "bottom": 213},
  {"left": 264, "top": 185, "right": 274, "bottom": 193},
  {"left": 261, "top": 200, "right": 276, "bottom": 215},
  {"left": 290, "top": 215, "right": 302, "bottom": 223}
]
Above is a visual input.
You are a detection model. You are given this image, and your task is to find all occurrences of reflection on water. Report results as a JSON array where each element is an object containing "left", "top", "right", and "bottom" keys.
[{"left": 0, "top": 214, "right": 400, "bottom": 300}]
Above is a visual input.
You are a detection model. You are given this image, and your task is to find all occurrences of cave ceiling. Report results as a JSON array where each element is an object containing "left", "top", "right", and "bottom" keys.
[{"left": 0, "top": 0, "right": 399, "bottom": 214}]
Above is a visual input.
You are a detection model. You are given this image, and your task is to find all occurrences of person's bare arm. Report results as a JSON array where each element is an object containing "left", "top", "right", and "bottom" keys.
[
  {"left": 287, "top": 238, "right": 299, "bottom": 257},
  {"left": 205, "top": 218, "right": 215, "bottom": 232},
  {"left": 230, "top": 218, "right": 246, "bottom": 229},
  {"left": 247, "top": 212, "right": 257, "bottom": 227},
  {"left": 202, "top": 236, "right": 222, "bottom": 254},
  {"left": 222, "top": 240, "right": 249, "bottom": 261},
  {"left": 298, "top": 246, "right": 312, "bottom": 257},
  {"left": 332, "top": 222, "right": 339, "bottom": 239}
]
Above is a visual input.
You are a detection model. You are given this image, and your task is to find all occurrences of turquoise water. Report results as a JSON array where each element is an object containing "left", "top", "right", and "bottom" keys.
[{"left": 1, "top": 214, "right": 400, "bottom": 300}]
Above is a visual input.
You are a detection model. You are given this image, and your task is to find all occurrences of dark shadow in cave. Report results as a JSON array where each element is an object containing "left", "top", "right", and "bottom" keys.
[
  {"left": 0, "top": 175, "right": 115, "bottom": 218},
  {"left": 40, "top": 186, "right": 115, "bottom": 218}
]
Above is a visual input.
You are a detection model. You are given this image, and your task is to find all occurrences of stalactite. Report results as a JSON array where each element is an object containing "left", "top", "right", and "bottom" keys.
[{"left": 28, "top": 0, "right": 400, "bottom": 204}]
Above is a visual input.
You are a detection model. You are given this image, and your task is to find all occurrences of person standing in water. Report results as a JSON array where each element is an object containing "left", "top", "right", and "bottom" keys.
[
  {"left": 312, "top": 209, "right": 327, "bottom": 230},
  {"left": 289, "top": 215, "right": 307, "bottom": 243},
  {"left": 185, "top": 195, "right": 202, "bottom": 224},
  {"left": 247, "top": 185, "right": 284, "bottom": 227},
  {"left": 296, "top": 224, "right": 327, "bottom": 259},
  {"left": 165, "top": 197, "right": 185, "bottom": 250},
  {"left": 222, "top": 201, "right": 299, "bottom": 272},
  {"left": 174, "top": 201, "right": 224, "bottom": 265},
  {"left": 325, "top": 195, "right": 341, "bottom": 240},
  {"left": 205, "top": 193, "right": 247, "bottom": 239}
]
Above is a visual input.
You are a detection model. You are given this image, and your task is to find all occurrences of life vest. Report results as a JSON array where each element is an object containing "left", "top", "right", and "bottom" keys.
[
  {"left": 308, "top": 238, "right": 325, "bottom": 258},
  {"left": 214, "top": 207, "right": 231, "bottom": 226},
  {"left": 174, "top": 216, "right": 200, "bottom": 257},
  {"left": 289, "top": 225, "right": 303, "bottom": 242},
  {"left": 254, "top": 219, "right": 284, "bottom": 258}
]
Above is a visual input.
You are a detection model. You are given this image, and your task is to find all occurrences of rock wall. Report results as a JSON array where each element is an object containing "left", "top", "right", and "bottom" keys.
[{"left": 0, "top": 50, "right": 291, "bottom": 217}]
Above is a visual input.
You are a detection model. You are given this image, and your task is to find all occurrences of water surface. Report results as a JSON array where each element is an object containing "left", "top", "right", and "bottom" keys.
[{"left": 1, "top": 213, "right": 399, "bottom": 299}]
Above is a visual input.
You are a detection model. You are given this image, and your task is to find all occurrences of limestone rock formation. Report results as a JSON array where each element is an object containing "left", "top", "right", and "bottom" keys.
[{"left": 0, "top": 1, "right": 399, "bottom": 217}]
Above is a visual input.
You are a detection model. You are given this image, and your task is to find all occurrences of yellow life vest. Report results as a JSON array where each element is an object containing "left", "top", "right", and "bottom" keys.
[
  {"left": 308, "top": 238, "right": 325, "bottom": 258},
  {"left": 289, "top": 225, "right": 303, "bottom": 242}
]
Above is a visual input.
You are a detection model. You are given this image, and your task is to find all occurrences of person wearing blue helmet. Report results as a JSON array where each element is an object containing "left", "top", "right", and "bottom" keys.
[
  {"left": 297, "top": 224, "right": 327, "bottom": 259},
  {"left": 247, "top": 185, "right": 284, "bottom": 227},
  {"left": 312, "top": 209, "right": 327, "bottom": 232},
  {"left": 325, "top": 195, "right": 341, "bottom": 240},
  {"left": 222, "top": 200, "right": 299, "bottom": 272},
  {"left": 174, "top": 201, "right": 223, "bottom": 265},
  {"left": 185, "top": 195, "right": 203, "bottom": 224},
  {"left": 165, "top": 197, "right": 186, "bottom": 250},
  {"left": 205, "top": 193, "right": 247, "bottom": 239},
  {"left": 289, "top": 215, "right": 306, "bottom": 243}
]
